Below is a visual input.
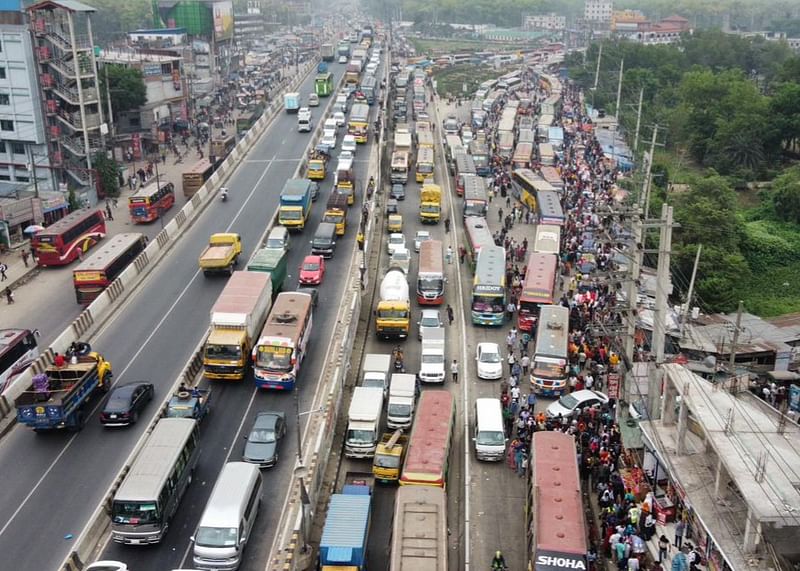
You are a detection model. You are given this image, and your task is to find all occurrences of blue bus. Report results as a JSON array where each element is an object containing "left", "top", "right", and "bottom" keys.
[{"left": 471, "top": 245, "right": 507, "bottom": 326}]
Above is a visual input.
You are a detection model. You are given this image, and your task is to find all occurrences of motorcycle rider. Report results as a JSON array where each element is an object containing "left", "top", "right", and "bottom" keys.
[
  {"left": 220, "top": 186, "right": 229, "bottom": 201},
  {"left": 491, "top": 550, "right": 507, "bottom": 570}
]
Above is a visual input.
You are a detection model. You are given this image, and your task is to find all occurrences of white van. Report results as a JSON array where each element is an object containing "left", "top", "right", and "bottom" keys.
[
  {"left": 192, "top": 462, "right": 263, "bottom": 570},
  {"left": 473, "top": 398, "right": 506, "bottom": 461},
  {"left": 266, "top": 226, "right": 290, "bottom": 251},
  {"left": 297, "top": 114, "right": 312, "bottom": 132},
  {"left": 387, "top": 373, "right": 417, "bottom": 429}
]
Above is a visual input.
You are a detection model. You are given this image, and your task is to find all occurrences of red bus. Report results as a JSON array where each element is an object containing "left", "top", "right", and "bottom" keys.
[
  {"left": 399, "top": 390, "right": 455, "bottom": 488},
  {"left": 518, "top": 253, "right": 558, "bottom": 333},
  {"left": 32, "top": 209, "right": 106, "bottom": 267},
  {"left": 526, "top": 431, "right": 587, "bottom": 571},
  {"left": 72, "top": 233, "right": 147, "bottom": 304},
  {"left": 128, "top": 181, "right": 176, "bottom": 223}
]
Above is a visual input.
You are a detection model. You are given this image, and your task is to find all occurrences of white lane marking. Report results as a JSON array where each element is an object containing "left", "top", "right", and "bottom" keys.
[{"left": 0, "top": 158, "right": 282, "bottom": 541}]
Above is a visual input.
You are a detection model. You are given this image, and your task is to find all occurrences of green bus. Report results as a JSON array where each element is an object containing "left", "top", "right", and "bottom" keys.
[{"left": 315, "top": 72, "right": 334, "bottom": 97}]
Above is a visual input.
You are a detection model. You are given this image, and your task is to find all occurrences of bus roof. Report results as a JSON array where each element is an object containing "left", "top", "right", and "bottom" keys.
[
  {"left": 530, "top": 431, "right": 587, "bottom": 557},
  {"left": 73, "top": 233, "right": 144, "bottom": 272},
  {"left": 350, "top": 103, "right": 370, "bottom": 122},
  {"left": 114, "top": 418, "right": 197, "bottom": 502},
  {"left": 401, "top": 390, "right": 454, "bottom": 486},
  {"left": 417, "top": 131, "right": 435, "bottom": 147},
  {"left": 537, "top": 190, "right": 564, "bottom": 225},
  {"left": 187, "top": 158, "right": 214, "bottom": 174},
  {"left": 520, "top": 253, "right": 558, "bottom": 305},
  {"left": 417, "top": 147, "right": 434, "bottom": 163},
  {"left": 454, "top": 152, "right": 476, "bottom": 175},
  {"left": 35, "top": 209, "right": 103, "bottom": 237},
  {"left": 474, "top": 246, "right": 505, "bottom": 286},
  {"left": 418, "top": 240, "right": 443, "bottom": 276},
  {"left": 463, "top": 176, "right": 487, "bottom": 201},
  {"left": 390, "top": 486, "right": 448, "bottom": 571},
  {"left": 534, "top": 305, "right": 569, "bottom": 358},
  {"left": 130, "top": 180, "right": 173, "bottom": 199},
  {"left": 257, "top": 292, "right": 313, "bottom": 344},
  {"left": 464, "top": 217, "right": 494, "bottom": 254}
]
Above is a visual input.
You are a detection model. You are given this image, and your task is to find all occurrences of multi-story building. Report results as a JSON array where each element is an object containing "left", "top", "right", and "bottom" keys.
[
  {"left": 523, "top": 13, "right": 566, "bottom": 32},
  {"left": 28, "top": 0, "right": 105, "bottom": 196},
  {"left": 0, "top": 0, "right": 54, "bottom": 193},
  {"left": 585, "top": 0, "right": 613, "bottom": 25},
  {"left": 614, "top": 14, "right": 691, "bottom": 45}
]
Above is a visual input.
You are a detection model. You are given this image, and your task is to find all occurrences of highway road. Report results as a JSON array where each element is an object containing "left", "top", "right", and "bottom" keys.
[{"left": 0, "top": 58, "right": 384, "bottom": 571}]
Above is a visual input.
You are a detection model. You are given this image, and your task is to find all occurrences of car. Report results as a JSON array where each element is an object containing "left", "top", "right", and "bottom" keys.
[
  {"left": 324, "top": 117, "right": 338, "bottom": 132},
  {"left": 387, "top": 233, "right": 406, "bottom": 255},
  {"left": 546, "top": 390, "right": 610, "bottom": 419},
  {"left": 387, "top": 213, "right": 403, "bottom": 233},
  {"left": 86, "top": 563, "right": 128, "bottom": 571},
  {"left": 100, "top": 381, "right": 155, "bottom": 426},
  {"left": 462, "top": 128, "right": 474, "bottom": 146},
  {"left": 443, "top": 115, "right": 460, "bottom": 135},
  {"left": 339, "top": 150, "right": 355, "bottom": 162},
  {"left": 298, "top": 106, "right": 311, "bottom": 119},
  {"left": 476, "top": 342, "right": 503, "bottom": 380},
  {"left": 341, "top": 134, "right": 357, "bottom": 154},
  {"left": 321, "top": 130, "right": 337, "bottom": 148},
  {"left": 308, "top": 93, "right": 320, "bottom": 106},
  {"left": 296, "top": 285, "right": 319, "bottom": 306},
  {"left": 414, "top": 230, "right": 431, "bottom": 252},
  {"left": 333, "top": 111, "right": 346, "bottom": 127},
  {"left": 389, "top": 247, "right": 411, "bottom": 274},
  {"left": 385, "top": 198, "right": 399, "bottom": 216},
  {"left": 335, "top": 95, "right": 349, "bottom": 114},
  {"left": 243, "top": 411, "right": 286, "bottom": 468},
  {"left": 390, "top": 184, "right": 405, "bottom": 200},
  {"left": 417, "top": 309, "right": 443, "bottom": 340},
  {"left": 309, "top": 181, "right": 319, "bottom": 201},
  {"left": 299, "top": 255, "right": 325, "bottom": 285},
  {"left": 338, "top": 54, "right": 348, "bottom": 64},
  {"left": 416, "top": 111, "right": 430, "bottom": 123}
]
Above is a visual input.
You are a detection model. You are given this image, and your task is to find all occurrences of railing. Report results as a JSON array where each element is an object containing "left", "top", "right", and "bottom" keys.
[
  {"left": 51, "top": 82, "right": 98, "bottom": 105},
  {"left": 56, "top": 109, "right": 101, "bottom": 130},
  {"left": 50, "top": 56, "right": 94, "bottom": 78},
  {"left": 44, "top": 28, "right": 92, "bottom": 51},
  {"left": 59, "top": 135, "right": 102, "bottom": 157}
]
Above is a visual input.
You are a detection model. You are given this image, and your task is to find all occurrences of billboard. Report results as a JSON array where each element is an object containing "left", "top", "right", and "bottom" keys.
[{"left": 213, "top": 1, "right": 234, "bottom": 42}]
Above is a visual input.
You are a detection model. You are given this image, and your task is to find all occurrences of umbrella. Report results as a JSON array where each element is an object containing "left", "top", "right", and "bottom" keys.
[{"left": 23, "top": 224, "right": 45, "bottom": 234}]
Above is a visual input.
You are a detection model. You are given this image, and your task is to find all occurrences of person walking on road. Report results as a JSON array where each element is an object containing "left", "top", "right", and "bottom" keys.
[
  {"left": 444, "top": 217, "right": 450, "bottom": 233},
  {"left": 21, "top": 250, "right": 29, "bottom": 268},
  {"left": 674, "top": 519, "right": 686, "bottom": 549},
  {"left": 4, "top": 286, "right": 14, "bottom": 304},
  {"left": 446, "top": 304, "right": 454, "bottom": 325},
  {"left": 0, "top": 263, "right": 7, "bottom": 281},
  {"left": 446, "top": 246, "right": 453, "bottom": 264},
  {"left": 451, "top": 359, "right": 458, "bottom": 383}
]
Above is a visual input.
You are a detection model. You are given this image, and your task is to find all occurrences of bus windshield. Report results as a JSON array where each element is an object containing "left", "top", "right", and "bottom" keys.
[
  {"left": 112, "top": 501, "right": 160, "bottom": 525},
  {"left": 418, "top": 276, "right": 443, "bottom": 291},
  {"left": 205, "top": 343, "right": 241, "bottom": 361},
  {"left": 472, "top": 295, "right": 504, "bottom": 313},
  {"left": 533, "top": 359, "right": 564, "bottom": 379},
  {"left": 256, "top": 345, "right": 293, "bottom": 371},
  {"left": 195, "top": 526, "right": 238, "bottom": 548}
]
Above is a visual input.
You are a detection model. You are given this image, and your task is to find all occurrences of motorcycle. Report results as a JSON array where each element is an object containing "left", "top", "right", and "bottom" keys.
[
  {"left": 392, "top": 346, "right": 404, "bottom": 372},
  {"left": 220, "top": 187, "right": 229, "bottom": 202}
]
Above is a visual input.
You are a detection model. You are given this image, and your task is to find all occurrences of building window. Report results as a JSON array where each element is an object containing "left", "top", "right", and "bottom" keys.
[
  {"left": 0, "top": 67, "right": 5, "bottom": 79},
  {"left": 0, "top": 141, "right": 5, "bottom": 153},
  {"left": 16, "top": 175, "right": 29, "bottom": 182},
  {"left": 12, "top": 142, "right": 25, "bottom": 155},
  {"left": 0, "top": 120, "right": 12, "bottom": 131},
  {"left": 0, "top": 93, "right": 7, "bottom": 105}
]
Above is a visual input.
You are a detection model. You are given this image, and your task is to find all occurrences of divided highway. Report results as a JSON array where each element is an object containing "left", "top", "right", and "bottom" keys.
[{"left": 0, "top": 59, "right": 379, "bottom": 571}]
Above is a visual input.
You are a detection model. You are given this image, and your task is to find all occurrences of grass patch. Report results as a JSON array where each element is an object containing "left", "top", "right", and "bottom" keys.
[
  {"left": 735, "top": 264, "right": 800, "bottom": 317},
  {"left": 410, "top": 38, "right": 523, "bottom": 55},
  {"left": 433, "top": 64, "right": 505, "bottom": 98}
]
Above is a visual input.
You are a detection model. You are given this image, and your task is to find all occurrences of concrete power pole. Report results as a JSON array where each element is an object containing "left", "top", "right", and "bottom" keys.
[
  {"left": 633, "top": 87, "right": 643, "bottom": 152},
  {"left": 653, "top": 204, "right": 674, "bottom": 365},
  {"left": 593, "top": 42, "right": 603, "bottom": 91},
  {"left": 728, "top": 300, "right": 744, "bottom": 394}
]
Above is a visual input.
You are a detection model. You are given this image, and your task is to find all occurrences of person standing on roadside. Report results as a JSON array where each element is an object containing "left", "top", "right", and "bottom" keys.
[
  {"left": 446, "top": 304, "right": 454, "bottom": 325},
  {"left": 0, "top": 262, "right": 7, "bottom": 281},
  {"left": 451, "top": 359, "right": 458, "bottom": 383}
]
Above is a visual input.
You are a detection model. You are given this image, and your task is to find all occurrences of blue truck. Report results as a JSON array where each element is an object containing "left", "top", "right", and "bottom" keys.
[
  {"left": 278, "top": 179, "right": 313, "bottom": 231},
  {"left": 319, "top": 472, "right": 373, "bottom": 571},
  {"left": 15, "top": 353, "right": 113, "bottom": 431}
]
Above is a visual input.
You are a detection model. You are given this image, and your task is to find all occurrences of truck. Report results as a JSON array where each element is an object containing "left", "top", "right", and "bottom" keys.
[
  {"left": 345, "top": 386, "right": 384, "bottom": 458},
  {"left": 319, "top": 473, "right": 372, "bottom": 570},
  {"left": 284, "top": 92, "right": 300, "bottom": 113},
  {"left": 204, "top": 271, "right": 272, "bottom": 380},
  {"left": 337, "top": 40, "right": 350, "bottom": 58},
  {"left": 166, "top": 385, "right": 210, "bottom": 421},
  {"left": 321, "top": 43, "right": 335, "bottom": 62},
  {"left": 278, "top": 179, "right": 313, "bottom": 230},
  {"left": 322, "top": 192, "right": 348, "bottom": 236},
  {"left": 361, "top": 353, "right": 391, "bottom": 399},
  {"left": 418, "top": 328, "right": 446, "bottom": 384},
  {"left": 387, "top": 373, "right": 417, "bottom": 429},
  {"left": 373, "top": 430, "right": 408, "bottom": 482},
  {"left": 419, "top": 183, "right": 442, "bottom": 223},
  {"left": 15, "top": 352, "right": 112, "bottom": 431},
  {"left": 246, "top": 247, "right": 288, "bottom": 297},
  {"left": 375, "top": 269, "right": 410, "bottom": 338},
  {"left": 198, "top": 232, "right": 242, "bottom": 276},
  {"left": 334, "top": 157, "right": 356, "bottom": 204},
  {"left": 393, "top": 128, "right": 412, "bottom": 154},
  {"left": 352, "top": 48, "right": 368, "bottom": 69}
]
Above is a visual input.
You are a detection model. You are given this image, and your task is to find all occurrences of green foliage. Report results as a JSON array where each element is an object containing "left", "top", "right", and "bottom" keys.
[
  {"left": 770, "top": 166, "right": 800, "bottom": 223},
  {"left": 101, "top": 65, "right": 147, "bottom": 116},
  {"left": 93, "top": 153, "right": 121, "bottom": 198},
  {"left": 67, "top": 188, "right": 81, "bottom": 212}
]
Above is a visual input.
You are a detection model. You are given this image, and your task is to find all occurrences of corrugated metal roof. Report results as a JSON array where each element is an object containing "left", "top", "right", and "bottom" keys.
[
  {"left": 319, "top": 494, "right": 370, "bottom": 548},
  {"left": 29, "top": 0, "right": 97, "bottom": 13}
]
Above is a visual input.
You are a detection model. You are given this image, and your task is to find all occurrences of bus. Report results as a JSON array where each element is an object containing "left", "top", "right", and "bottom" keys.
[
  {"left": 497, "top": 131, "right": 515, "bottom": 160},
  {"left": 472, "top": 245, "right": 507, "bottom": 326},
  {"left": 444, "top": 135, "right": 463, "bottom": 170},
  {"left": 32, "top": 209, "right": 106, "bottom": 267},
  {"left": 463, "top": 175, "right": 488, "bottom": 218},
  {"left": 537, "top": 190, "right": 565, "bottom": 226},
  {"left": 252, "top": 291, "right": 313, "bottom": 390},
  {"left": 315, "top": 72, "right": 334, "bottom": 97},
  {"left": 540, "top": 166, "right": 563, "bottom": 189},
  {"left": 498, "top": 69, "right": 522, "bottom": 89},
  {"left": 348, "top": 103, "right": 370, "bottom": 143},
  {"left": 417, "top": 130, "right": 435, "bottom": 151},
  {"left": 518, "top": 253, "right": 558, "bottom": 333},
  {"left": 453, "top": 151, "right": 476, "bottom": 196},
  {"left": 359, "top": 74, "right": 377, "bottom": 104},
  {"left": 469, "top": 141, "right": 490, "bottom": 176},
  {"left": 182, "top": 158, "right": 216, "bottom": 197},
  {"left": 512, "top": 168, "right": 543, "bottom": 211},
  {"left": 512, "top": 142, "right": 534, "bottom": 169},
  {"left": 72, "top": 233, "right": 147, "bottom": 305},
  {"left": 128, "top": 181, "right": 175, "bottom": 223},
  {"left": 391, "top": 151, "right": 410, "bottom": 185},
  {"left": 526, "top": 432, "right": 588, "bottom": 571},
  {"left": 416, "top": 147, "right": 434, "bottom": 183},
  {"left": 498, "top": 114, "right": 516, "bottom": 135},
  {"left": 111, "top": 418, "right": 200, "bottom": 544},
  {"left": 412, "top": 86, "right": 425, "bottom": 115},
  {"left": 538, "top": 142, "right": 556, "bottom": 166},
  {"left": 389, "top": 486, "right": 448, "bottom": 571},
  {"left": 417, "top": 239, "right": 445, "bottom": 305},
  {"left": 236, "top": 104, "right": 264, "bottom": 135},
  {"left": 210, "top": 134, "right": 236, "bottom": 160},
  {"left": 531, "top": 305, "right": 569, "bottom": 396},
  {"left": 400, "top": 390, "right": 455, "bottom": 487},
  {"left": 533, "top": 224, "right": 562, "bottom": 256},
  {"left": 0, "top": 328, "right": 39, "bottom": 394},
  {"left": 464, "top": 217, "right": 494, "bottom": 270}
]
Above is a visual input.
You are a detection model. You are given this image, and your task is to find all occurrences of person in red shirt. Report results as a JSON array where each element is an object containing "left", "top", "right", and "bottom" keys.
[{"left": 53, "top": 352, "right": 66, "bottom": 368}]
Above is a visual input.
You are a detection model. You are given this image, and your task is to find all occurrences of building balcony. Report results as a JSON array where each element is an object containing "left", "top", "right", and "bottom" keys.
[
  {"left": 51, "top": 82, "right": 98, "bottom": 106},
  {"left": 55, "top": 109, "right": 102, "bottom": 131},
  {"left": 63, "top": 163, "right": 91, "bottom": 187},
  {"left": 50, "top": 56, "right": 95, "bottom": 80},
  {"left": 41, "top": 27, "right": 93, "bottom": 53},
  {"left": 59, "top": 135, "right": 102, "bottom": 157}
]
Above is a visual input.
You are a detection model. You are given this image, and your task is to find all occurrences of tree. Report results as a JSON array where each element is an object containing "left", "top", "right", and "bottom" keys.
[
  {"left": 93, "top": 152, "right": 121, "bottom": 198},
  {"left": 101, "top": 65, "right": 147, "bottom": 117},
  {"left": 771, "top": 166, "right": 800, "bottom": 223}
]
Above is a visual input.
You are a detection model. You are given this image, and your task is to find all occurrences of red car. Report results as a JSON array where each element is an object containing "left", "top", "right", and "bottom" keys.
[{"left": 299, "top": 255, "right": 325, "bottom": 285}]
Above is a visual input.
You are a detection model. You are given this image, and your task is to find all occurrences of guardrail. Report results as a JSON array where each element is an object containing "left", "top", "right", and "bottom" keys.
[{"left": 0, "top": 59, "right": 318, "bottom": 436}]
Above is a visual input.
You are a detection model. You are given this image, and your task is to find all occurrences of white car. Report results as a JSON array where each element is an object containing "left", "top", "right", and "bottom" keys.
[
  {"left": 339, "top": 150, "right": 355, "bottom": 162},
  {"left": 389, "top": 246, "right": 411, "bottom": 275},
  {"left": 413, "top": 230, "right": 431, "bottom": 252},
  {"left": 341, "top": 134, "right": 357, "bottom": 154},
  {"left": 387, "top": 233, "right": 406, "bottom": 255},
  {"left": 338, "top": 54, "right": 348, "bottom": 64},
  {"left": 321, "top": 129, "right": 337, "bottom": 148},
  {"left": 418, "top": 309, "right": 443, "bottom": 340},
  {"left": 476, "top": 342, "right": 503, "bottom": 380},
  {"left": 333, "top": 111, "right": 346, "bottom": 127},
  {"left": 462, "top": 129, "right": 474, "bottom": 146},
  {"left": 324, "top": 117, "right": 338, "bottom": 132},
  {"left": 546, "top": 390, "right": 610, "bottom": 418},
  {"left": 298, "top": 106, "right": 311, "bottom": 119},
  {"left": 308, "top": 93, "right": 320, "bottom": 106},
  {"left": 86, "top": 563, "right": 128, "bottom": 571}
]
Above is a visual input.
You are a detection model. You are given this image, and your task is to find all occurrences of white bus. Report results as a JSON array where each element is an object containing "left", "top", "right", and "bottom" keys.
[
  {"left": 0, "top": 328, "right": 39, "bottom": 394},
  {"left": 531, "top": 305, "right": 570, "bottom": 396},
  {"left": 391, "top": 150, "right": 410, "bottom": 184}
]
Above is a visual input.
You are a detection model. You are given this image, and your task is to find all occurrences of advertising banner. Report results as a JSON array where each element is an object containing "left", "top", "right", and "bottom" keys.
[{"left": 213, "top": 1, "right": 234, "bottom": 42}]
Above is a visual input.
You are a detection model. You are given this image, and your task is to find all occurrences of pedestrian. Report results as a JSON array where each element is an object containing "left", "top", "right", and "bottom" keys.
[
  {"left": 0, "top": 262, "right": 7, "bottom": 281},
  {"left": 498, "top": 207, "right": 504, "bottom": 223},
  {"left": 105, "top": 204, "right": 114, "bottom": 221},
  {"left": 507, "top": 351, "right": 516, "bottom": 375},
  {"left": 446, "top": 304, "right": 454, "bottom": 325},
  {"left": 506, "top": 300, "right": 515, "bottom": 321},
  {"left": 521, "top": 354, "right": 530, "bottom": 376},
  {"left": 4, "top": 286, "right": 13, "bottom": 304},
  {"left": 444, "top": 217, "right": 450, "bottom": 233},
  {"left": 674, "top": 519, "right": 685, "bottom": 549},
  {"left": 458, "top": 246, "right": 466, "bottom": 264},
  {"left": 658, "top": 534, "right": 670, "bottom": 563},
  {"left": 21, "top": 250, "right": 29, "bottom": 268},
  {"left": 451, "top": 359, "right": 458, "bottom": 383},
  {"left": 446, "top": 246, "right": 453, "bottom": 264}
]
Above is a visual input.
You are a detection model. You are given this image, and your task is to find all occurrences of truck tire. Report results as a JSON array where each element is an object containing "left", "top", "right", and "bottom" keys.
[{"left": 68, "top": 410, "right": 85, "bottom": 432}]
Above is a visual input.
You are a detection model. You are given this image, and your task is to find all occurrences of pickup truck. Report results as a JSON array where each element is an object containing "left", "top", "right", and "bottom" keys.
[
  {"left": 198, "top": 232, "right": 242, "bottom": 276},
  {"left": 372, "top": 430, "right": 407, "bottom": 482},
  {"left": 166, "top": 385, "right": 210, "bottom": 421},
  {"left": 15, "top": 352, "right": 113, "bottom": 431}
]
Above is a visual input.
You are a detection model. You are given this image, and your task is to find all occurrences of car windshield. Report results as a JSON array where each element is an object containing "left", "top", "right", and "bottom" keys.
[
  {"left": 205, "top": 343, "right": 242, "bottom": 361},
  {"left": 480, "top": 349, "right": 500, "bottom": 363},
  {"left": 421, "top": 354, "right": 443, "bottom": 364},
  {"left": 249, "top": 427, "right": 276, "bottom": 443},
  {"left": 477, "top": 430, "right": 505, "bottom": 446},
  {"left": 374, "top": 452, "right": 401, "bottom": 468},
  {"left": 388, "top": 402, "right": 411, "bottom": 417},
  {"left": 303, "top": 262, "right": 320, "bottom": 271},
  {"left": 195, "top": 526, "right": 238, "bottom": 548},
  {"left": 112, "top": 500, "right": 159, "bottom": 525},
  {"left": 347, "top": 428, "right": 375, "bottom": 444},
  {"left": 558, "top": 394, "right": 579, "bottom": 409},
  {"left": 390, "top": 237, "right": 404, "bottom": 245},
  {"left": 420, "top": 316, "right": 440, "bottom": 327},
  {"left": 105, "top": 394, "right": 132, "bottom": 412}
]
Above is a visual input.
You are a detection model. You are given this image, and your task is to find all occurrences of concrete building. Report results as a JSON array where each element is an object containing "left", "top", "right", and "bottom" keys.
[
  {"left": 523, "top": 13, "right": 566, "bottom": 32},
  {"left": 0, "top": 0, "right": 54, "bottom": 195},
  {"left": 27, "top": 0, "right": 105, "bottom": 197},
  {"left": 234, "top": 12, "right": 265, "bottom": 46},
  {"left": 639, "top": 364, "right": 800, "bottom": 571},
  {"left": 614, "top": 14, "right": 691, "bottom": 45},
  {"left": 584, "top": 0, "right": 613, "bottom": 25}
]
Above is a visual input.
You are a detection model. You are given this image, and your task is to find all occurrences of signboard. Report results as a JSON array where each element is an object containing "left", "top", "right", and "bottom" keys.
[
  {"left": 213, "top": 1, "right": 234, "bottom": 42},
  {"left": 789, "top": 384, "right": 800, "bottom": 412},
  {"left": 606, "top": 372, "right": 621, "bottom": 399},
  {"left": 535, "top": 551, "right": 587, "bottom": 571}
]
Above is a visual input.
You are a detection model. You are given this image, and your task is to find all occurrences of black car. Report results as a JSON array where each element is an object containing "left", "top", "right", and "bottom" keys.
[
  {"left": 390, "top": 184, "right": 406, "bottom": 200},
  {"left": 101, "top": 381, "right": 155, "bottom": 426},
  {"left": 296, "top": 285, "right": 319, "bottom": 306}
]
